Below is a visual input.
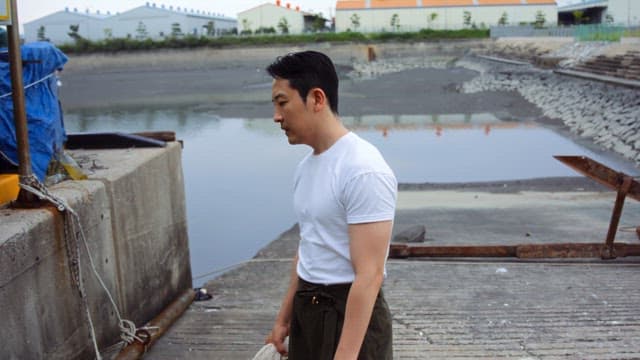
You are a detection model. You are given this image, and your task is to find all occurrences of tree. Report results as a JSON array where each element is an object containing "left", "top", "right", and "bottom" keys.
[
  {"left": 572, "top": 10, "right": 584, "bottom": 24},
  {"left": 277, "top": 17, "right": 290, "bottom": 34},
  {"left": 0, "top": 27, "right": 7, "bottom": 48},
  {"left": 534, "top": 11, "right": 546, "bottom": 28},
  {"left": 463, "top": 11, "right": 472, "bottom": 28},
  {"left": 37, "top": 26, "right": 48, "bottom": 41},
  {"left": 205, "top": 21, "right": 215, "bottom": 36},
  {"left": 171, "top": 22, "right": 183, "bottom": 37},
  {"left": 103, "top": 28, "right": 113, "bottom": 39},
  {"left": 310, "top": 14, "right": 326, "bottom": 32},
  {"left": 498, "top": 12, "right": 508, "bottom": 26},
  {"left": 256, "top": 26, "right": 276, "bottom": 34},
  {"left": 605, "top": 14, "right": 614, "bottom": 24},
  {"left": 135, "top": 21, "right": 148, "bottom": 40},
  {"left": 67, "top": 24, "right": 83, "bottom": 41},
  {"left": 427, "top": 12, "right": 438, "bottom": 29},
  {"left": 390, "top": 13, "right": 400, "bottom": 31},
  {"left": 350, "top": 13, "right": 361, "bottom": 31},
  {"left": 241, "top": 18, "right": 252, "bottom": 34}
]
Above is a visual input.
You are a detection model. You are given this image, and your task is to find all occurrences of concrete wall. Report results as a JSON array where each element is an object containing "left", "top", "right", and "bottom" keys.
[
  {"left": 238, "top": 3, "right": 305, "bottom": 34},
  {"left": 0, "top": 142, "right": 191, "bottom": 359},
  {"left": 335, "top": 4, "right": 557, "bottom": 32}
]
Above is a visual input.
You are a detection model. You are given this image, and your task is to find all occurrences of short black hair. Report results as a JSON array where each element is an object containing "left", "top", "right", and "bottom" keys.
[{"left": 266, "top": 50, "right": 339, "bottom": 115}]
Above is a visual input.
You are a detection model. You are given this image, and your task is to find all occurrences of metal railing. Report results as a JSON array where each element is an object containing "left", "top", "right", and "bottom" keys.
[{"left": 491, "top": 24, "right": 640, "bottom": 41}]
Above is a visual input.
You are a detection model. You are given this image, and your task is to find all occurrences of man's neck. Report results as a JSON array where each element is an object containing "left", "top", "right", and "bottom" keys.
[{"left": 311, "top": 115, "right": 349, "bottom": 155}]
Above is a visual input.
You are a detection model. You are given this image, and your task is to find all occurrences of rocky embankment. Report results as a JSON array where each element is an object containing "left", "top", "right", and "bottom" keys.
[
  {"left": 457, "top": 57, "right": 640, "bottom": 166},
  {"left": 348, "top": 50, "right": 640, "bottom": 167}
]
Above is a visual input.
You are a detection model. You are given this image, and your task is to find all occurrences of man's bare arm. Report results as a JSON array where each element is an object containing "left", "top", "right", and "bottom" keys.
[{"left": 333, "top": 220, "right": 393, "bottom": 360}]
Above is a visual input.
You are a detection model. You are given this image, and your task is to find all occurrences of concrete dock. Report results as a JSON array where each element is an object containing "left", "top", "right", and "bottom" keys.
[
  {"left": 0, "top": 143, "right": 192, "bottom": 359},
  {"left": 146, "top": 181, "right": 640, "bottom": 359}
]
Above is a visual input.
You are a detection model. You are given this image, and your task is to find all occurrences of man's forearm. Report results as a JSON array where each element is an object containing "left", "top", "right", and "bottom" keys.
[
  {"left": 267, "top": 255, "right": 299, "bottom": 354},
  {"left": 333, "top": 273, "right": 384, "bottom": 360},
  {"left": 276, "top": 254, "right": 299, "bottom": 324}
]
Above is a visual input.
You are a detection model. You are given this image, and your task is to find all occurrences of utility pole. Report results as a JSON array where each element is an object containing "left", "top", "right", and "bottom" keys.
[{"left": 5, "top": 0, "right": 36, "bottom": 203}]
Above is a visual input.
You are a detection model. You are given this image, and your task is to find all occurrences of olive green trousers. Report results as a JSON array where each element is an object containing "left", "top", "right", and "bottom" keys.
[{"left": 288, "top": 278, "right": 393, "bottom": 360}]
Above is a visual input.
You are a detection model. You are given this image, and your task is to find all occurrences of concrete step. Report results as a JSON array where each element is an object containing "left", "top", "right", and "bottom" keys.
[
  {"left": 579, "top": 64, "right": 620, "bottom": 74},
  {"left": 583, "top": 61, "right": 621, "bottom": 69},
  {"left": 573, "top": 67, "right": 612, "bottom": 76},
  {"left": 585, "top": 60, "right": 622, "bottom": 68}
]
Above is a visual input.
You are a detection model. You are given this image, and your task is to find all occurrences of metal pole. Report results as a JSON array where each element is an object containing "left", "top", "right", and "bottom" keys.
[
  {"left": 601, "top": 176, "right": 633, "bottom": 259},
  {"left": 116, "top": 288, "right": 196, "bottom": 360},
  {"left": 7, "top": 0, "right": 36, "bottom": 204}
]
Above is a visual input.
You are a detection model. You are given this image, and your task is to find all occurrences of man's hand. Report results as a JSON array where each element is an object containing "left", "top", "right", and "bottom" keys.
[{"left": 265, "top": 321, "right": 289, "bottom": 355}]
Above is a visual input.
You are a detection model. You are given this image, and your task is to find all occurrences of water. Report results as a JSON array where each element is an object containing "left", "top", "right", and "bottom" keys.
[{"left": 64, "top": 108, "right": 639, "bottom": 285}]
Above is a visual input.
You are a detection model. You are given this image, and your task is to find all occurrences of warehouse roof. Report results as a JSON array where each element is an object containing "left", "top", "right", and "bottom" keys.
[{"left": 336, "top": 0, "right": 556, "bottom": 10}]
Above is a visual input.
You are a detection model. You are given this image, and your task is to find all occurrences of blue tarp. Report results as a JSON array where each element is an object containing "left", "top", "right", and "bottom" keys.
[{"left": 0, "top": 42, "right": 68, "bottom": 181}]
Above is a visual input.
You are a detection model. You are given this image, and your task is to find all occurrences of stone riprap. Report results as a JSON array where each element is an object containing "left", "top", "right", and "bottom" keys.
[
  {"left": 457, "top": 57, "right": 640, "bottom": 166},
  {"left": 348, "top": 52, "right": 640, "bottom": 167},
  {"left": 348, "top": 56, "right": 454, "bottom": 79},
  {"left": 550, "top": 41, "right": 614, "bottom": 68}
]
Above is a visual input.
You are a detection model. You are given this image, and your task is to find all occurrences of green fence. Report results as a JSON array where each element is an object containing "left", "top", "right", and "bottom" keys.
[
  {"left": 575, "top": 24, "right": 626, "bottom": 41},
  {"left": 491, "top": 24, "right": 639, "bottom": 42}
]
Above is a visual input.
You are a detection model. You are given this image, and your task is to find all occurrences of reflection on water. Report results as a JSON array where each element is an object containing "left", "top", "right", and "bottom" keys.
[{"left": 64, "top": 108, "right": 638, "bottom": 285}]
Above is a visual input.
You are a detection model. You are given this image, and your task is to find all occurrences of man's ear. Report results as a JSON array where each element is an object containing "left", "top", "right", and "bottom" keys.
[{"left": 308, "top": 88, "right": 327, "bottom": 112}]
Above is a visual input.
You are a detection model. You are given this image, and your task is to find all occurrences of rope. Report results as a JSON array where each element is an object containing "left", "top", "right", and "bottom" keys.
[
  {"left": 619, "top": 226, "right": 640, "bottom": 233},
  {"left": 0, "top": 72, "right": 57, "bottom": 99},
  {"left": 19, "top": 175, "right": 155, "bottom": 359},
  {"left": 193, "top": 258, "right": 292, "bottom": 281}
]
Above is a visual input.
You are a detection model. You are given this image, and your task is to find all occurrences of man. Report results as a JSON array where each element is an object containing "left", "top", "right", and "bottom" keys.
[{"left": 265, "top": 51, "right": 397, "bottom": 360}]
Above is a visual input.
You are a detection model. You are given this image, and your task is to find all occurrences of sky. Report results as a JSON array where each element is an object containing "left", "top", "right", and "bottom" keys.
[{"left": 17, "top": 0, "right": 576, "bottom": 25}]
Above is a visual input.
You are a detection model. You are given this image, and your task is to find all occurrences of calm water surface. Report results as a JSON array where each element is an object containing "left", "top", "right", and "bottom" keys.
[{"left": 64, "top": 108, "right": 638, "bottom": 285}]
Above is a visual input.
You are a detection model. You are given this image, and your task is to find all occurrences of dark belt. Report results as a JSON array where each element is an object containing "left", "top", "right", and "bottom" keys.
[{"left": 296, "top": 278, "right": 351, "bottom": 305}]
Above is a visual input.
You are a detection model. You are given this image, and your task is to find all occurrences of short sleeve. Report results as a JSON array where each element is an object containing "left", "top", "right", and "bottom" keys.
[{"left": 343, "top": 172, "right": 397, "bottom": 224}]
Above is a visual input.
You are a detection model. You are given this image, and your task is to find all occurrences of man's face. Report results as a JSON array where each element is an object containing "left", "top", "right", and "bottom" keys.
[{"left": 272, "top": 78, "right": 313, "bottom": 145}]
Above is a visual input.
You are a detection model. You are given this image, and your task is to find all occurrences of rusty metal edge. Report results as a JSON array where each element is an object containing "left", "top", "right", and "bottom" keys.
[
  {"left": 115, "top": 288, "right": 196, "bottom": 360},
  {"left": 389, "top": 243, "right": 640, "bottom": 259},
  {"left": 554, "top": 155, "right": 640, "bottom": 202}
]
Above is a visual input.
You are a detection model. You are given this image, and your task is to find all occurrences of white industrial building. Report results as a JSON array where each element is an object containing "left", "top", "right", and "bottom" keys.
[
  {"left": 558, "top": 0, "right": 640, "bottom": 26},
  {"left": 23, "top": 9, "right": 110, "bottom": 44},
  {"left": 335, "top": 0, "right": 558, "bottom": 32},
  {"left": 607, "top": 0, "right": 640, "bottom": 26},
  {"left": 608, "top": 0, "right": 640, "bottom": 26},
  {"left": 23, "top": 3, "right": 237, "bottom": 45},
  {"left": 238, "top": 1, "right": 323, "bottom": 34}
]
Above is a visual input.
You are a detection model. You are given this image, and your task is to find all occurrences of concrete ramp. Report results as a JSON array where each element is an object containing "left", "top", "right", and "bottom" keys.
[{"left": 146, "top": 258, "right": 640, "bottom": 359}]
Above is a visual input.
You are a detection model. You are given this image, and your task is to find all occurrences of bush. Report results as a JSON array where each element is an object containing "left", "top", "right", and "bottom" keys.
[
  {"left": 56, "top": 29, "right": 489, "bottom": 54},
  {"left": 0, "top": 27, "right": 7, "bottom": 48}
]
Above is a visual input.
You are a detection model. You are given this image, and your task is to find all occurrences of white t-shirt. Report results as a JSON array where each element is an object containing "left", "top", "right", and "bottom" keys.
[{"left": 293, "top": 132, "right": 397, "bottom": 285}]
